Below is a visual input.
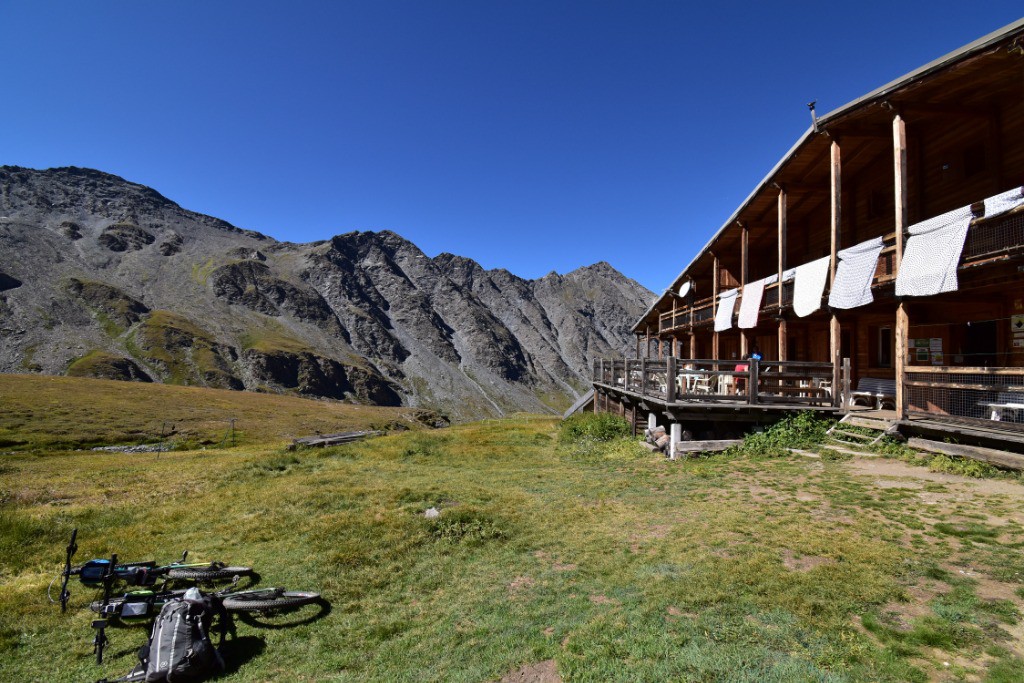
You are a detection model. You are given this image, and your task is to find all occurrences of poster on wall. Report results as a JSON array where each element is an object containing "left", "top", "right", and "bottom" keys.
[
  {"left": 930, "top": 337, "right": 943, "bottom": 365},
  {"left": 914, "top": 338, "right": 929, "bottom": 363}
]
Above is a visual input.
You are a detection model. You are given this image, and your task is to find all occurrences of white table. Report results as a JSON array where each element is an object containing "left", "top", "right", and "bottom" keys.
[{"left": 982, "top": 402, "right": 1024, "bottom": 421}]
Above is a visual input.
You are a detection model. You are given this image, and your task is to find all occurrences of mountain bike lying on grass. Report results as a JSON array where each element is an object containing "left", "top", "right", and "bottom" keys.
[
  {"left": 50, "top": 528, "right": 256, "bottom": 664},
  {"left": 50, "top": 528, "right": 254, "bottom": 612},
  {"left": 87, "top": 582, "right": 321, "bottom": 665}
]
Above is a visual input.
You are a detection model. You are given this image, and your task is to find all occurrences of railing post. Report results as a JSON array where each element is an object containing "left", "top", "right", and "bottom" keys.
[
  {"left": 666, "top": 355, "right": 677, "bottom": 403},
  {"left": 641, "top": 358, "right": 648, "bottom": 397},
  {"left": 599, "top": 358, "right": 605, "bottom": 384},
  {"left": 748, "top": 357, "right": 759, "bottom": 405}
]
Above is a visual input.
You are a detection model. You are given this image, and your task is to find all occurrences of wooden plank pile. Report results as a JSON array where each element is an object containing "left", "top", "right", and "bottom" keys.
[{"left": 289, "top": 430, "right": 382, "bottom": 450}]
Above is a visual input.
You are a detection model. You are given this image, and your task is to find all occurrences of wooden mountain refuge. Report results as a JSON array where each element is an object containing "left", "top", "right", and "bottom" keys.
[{"left": 593, "top": 19, "right": 1024, "bottom": 452}]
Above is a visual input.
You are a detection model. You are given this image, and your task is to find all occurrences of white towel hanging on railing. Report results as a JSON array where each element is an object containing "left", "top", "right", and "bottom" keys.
[
  {"left": 984, "top": 186, "right": 1024, "bottom": 218},
  {"left": 896, "top": 204, "right": 973, "bottom": 297},
  {"left": 828, "top": 236, "right": 884, "bottom": 310},
  {"left": 738, "top": 275, "right": 774, "bottom": 328},
  {"left": 793, "top": 256, "right": 830, "bottom": 317},
  {"left": 714, "top": 288, "right": 738, "bottom": 332}
]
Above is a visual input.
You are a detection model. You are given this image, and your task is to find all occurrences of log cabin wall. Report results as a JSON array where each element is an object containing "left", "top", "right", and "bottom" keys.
[{"left": 629, "top": 20, "right": 1024, "bottom": 395}]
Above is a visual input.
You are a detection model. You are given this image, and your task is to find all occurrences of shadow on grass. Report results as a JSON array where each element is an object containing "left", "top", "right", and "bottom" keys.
[
  {"left": 234, "top": 597, "right": 332, "bottom": 630},
  {"left": 220, "top": 635, "right": 268, "bottom": 675}
]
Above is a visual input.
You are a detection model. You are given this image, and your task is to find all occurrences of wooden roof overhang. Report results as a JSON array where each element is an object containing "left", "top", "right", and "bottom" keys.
[{"left": 633, "top": 17, "right": 1024, "bottom": 335}]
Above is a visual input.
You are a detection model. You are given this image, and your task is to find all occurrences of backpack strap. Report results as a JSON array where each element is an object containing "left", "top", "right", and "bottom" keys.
[
  {"left": 209, "top": 594, "right": 235, "bottom": 645},
  {"left": 94, "top": 660, "right": 146, "bottom": 683}
]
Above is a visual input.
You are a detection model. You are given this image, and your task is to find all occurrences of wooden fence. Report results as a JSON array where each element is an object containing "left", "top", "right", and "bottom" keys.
[{"left": 905, "top": 366, "right": 1024, "bottom": 432}]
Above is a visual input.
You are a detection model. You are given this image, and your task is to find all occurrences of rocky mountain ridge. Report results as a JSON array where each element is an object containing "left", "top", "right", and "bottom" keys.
[{"left": 0, "top": 166, "right": 652, "bottom": 419}]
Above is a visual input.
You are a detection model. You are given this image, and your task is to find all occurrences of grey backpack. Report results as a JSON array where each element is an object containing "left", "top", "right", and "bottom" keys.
[{"left": 143, "top": 592, "right": 228, "bottom": 682}]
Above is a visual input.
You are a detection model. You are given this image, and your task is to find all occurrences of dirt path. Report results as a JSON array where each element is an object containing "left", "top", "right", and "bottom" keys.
[{"left": 844, "top": 457, "right": 1024, "bottom": 496}]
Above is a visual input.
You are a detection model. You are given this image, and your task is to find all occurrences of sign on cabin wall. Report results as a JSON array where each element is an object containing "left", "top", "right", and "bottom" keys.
[
  {"left": 913, "top": 338, "right": 943, "bottom": 364},
  {"left": 913, "top": 338, "right": 929, "bottom": 362},
  {"left": 930, "top": 338, "right": 943, "bottom": 365}
]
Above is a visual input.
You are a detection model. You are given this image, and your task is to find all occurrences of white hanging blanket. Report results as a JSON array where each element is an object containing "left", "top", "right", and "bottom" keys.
[
  {"left": 738, "top": 275, "right": 775, "bottom": 329},
  {"left": 828, "top": 236, "right": 884, "bottom": 310},
  {"left": 793, "top": 256, "right": 831, "bottom": 317},
  {"left": 984, "top": 186, "right": 1024, "bottom": 218},
  {"left": 896, "top": 204, "right": 974, "bottom": 297},
  {"left": 714, "top": 288, "right": 738, "bottom": 332}
]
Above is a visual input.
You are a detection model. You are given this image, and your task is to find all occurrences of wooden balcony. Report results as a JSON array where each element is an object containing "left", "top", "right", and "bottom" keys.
[{"left": 593, "top": 357, "right": 843, "bottom": 413}]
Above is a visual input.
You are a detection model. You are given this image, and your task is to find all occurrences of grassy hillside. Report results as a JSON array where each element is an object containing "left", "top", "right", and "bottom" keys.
[
  {"left": 0, "top": 374, "right": 423, "bottom": 450},
  {"left": 1, "top": 389, "right": 1023, "bottom": 680}
]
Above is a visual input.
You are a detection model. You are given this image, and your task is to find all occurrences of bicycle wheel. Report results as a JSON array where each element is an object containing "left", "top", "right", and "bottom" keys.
[
  {"left": 222, "top": 589, "right": 320, "bottom": 612},
  {"left": 166, "top": 565, "right": 252, "bottom": 581}
]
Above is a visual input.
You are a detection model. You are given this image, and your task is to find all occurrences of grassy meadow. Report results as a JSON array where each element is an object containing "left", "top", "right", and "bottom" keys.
[{"left": 2, "top": 377, "right": 1024, "bottom": 681}]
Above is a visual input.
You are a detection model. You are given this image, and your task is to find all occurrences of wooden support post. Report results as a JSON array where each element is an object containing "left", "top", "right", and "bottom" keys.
[
  {"left": 593, "top": 389, "right": 599, "bottom": 414},
  {"left": 830, "top": 316, "right": 841, "bottom": 405},
  {"left": 748, "top": 357, "right": 759, "bottom": 405},
  {"left": 641, "top": 358, "right": 647, "bottom": 398},
  {"left": 842, "top": 357, "right": 851, "bottom": 411},
  {"left": 740, "top": 223, "right": 749, "bottom": 358},
  {"left": 635, "top": 334, "right": 641, "bottom": 359},
  {"left": 830, "top": 139, "right": 841, "bottom": 287},
  {"left": 712, "top": 254, "right": 720, "bottom": 361},
  {"left": 778, "top": 319, "right": 788, "bottom": 362},
  {"left": 666, "top": 355, "right": 677, "bottom": 403},
  {"left": 689, "top": 331, "right": 696, "bottom": 361},
  {"left": 896, "top": 304, "right": 909, "bottom": 420},
  {"left": 777, "top": 188, "right": 786, "bottom": 298},
  {"left": 893, "top": 114, "right": 907, "bottom": 267},
  {"left": 894, "top": 113, "right": 910, "bottom": 421}
]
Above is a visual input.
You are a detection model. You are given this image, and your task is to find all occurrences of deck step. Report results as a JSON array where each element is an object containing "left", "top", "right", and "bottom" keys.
[
  {"left": 845, "top": 416, "right": 896, "bottom": 431},
  {"left": 829, "top": 429, "right": 875, "bottom": 441}
]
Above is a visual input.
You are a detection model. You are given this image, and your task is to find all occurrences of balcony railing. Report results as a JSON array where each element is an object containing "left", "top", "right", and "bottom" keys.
[{"left": 593, "top": 357, "right": 841, "bottom": 408}]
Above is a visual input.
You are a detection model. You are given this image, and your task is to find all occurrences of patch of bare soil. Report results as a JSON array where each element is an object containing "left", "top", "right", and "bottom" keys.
[
  {"left": 781, "top": 549, "right": 835, "bottom": 572},
  {"left": 589, "top": 594, "right": 619, "bottom": 605},
  {"left": 534, "top": 551, "right": 577, "bottom": 572},
  {"left": 880, "top": 583, "right": 949, "bottom": 632},
  {"left": 498, "top": 660, "right": 561, "bottom": 683},
  {"left": 845, "top": 458, "right": 1024, "bottom": 497},
  {"left": 508, "top": 575, "right": 535, "bottom": 594}
]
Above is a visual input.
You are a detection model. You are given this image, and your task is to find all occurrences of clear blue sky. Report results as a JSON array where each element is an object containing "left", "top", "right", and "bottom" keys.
[{"left": 2, "top": 2, "right": 1021, "bottom": 292}]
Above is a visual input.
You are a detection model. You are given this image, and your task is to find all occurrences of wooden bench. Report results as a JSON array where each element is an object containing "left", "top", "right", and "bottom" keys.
[
  {"left": 850, "top": 377, "right": 896, "bottom": 410},
  {"left": 980, "top": 392, "right": 1024, "bottom": 422}
]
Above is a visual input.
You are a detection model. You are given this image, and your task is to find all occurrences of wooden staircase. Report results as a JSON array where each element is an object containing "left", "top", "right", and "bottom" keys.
[{"left": 825, "top": 413, "right": 900, "bottom": 450}]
